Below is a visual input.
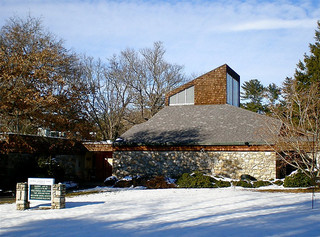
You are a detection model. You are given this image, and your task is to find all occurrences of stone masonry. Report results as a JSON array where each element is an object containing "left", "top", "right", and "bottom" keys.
[
  {"left": 113, "top": 150, "right": 277, "bottom": 180},
  {"left": 16, "top": 182, "right": 30, "bottom": 210},
  {"left": 51, "top": 183, "right": 66, "bottom": 209}
]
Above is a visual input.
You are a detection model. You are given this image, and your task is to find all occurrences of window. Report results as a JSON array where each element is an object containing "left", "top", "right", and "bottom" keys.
[
  {"left": 227, "top": 73, "right": 239, "bottom": 107},
  {"left": 169, "top": 86, "right": 194, "bottom": 106}
]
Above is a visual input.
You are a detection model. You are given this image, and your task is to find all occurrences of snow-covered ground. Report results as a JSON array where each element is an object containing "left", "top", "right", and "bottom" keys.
[{"left": 1, "top": 187, "right": 320, "bottom": 237}]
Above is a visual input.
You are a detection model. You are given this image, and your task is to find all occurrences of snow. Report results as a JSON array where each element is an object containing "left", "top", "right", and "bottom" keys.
[{"left": 1, "top": 187, "right": 320, "bottom": 237}]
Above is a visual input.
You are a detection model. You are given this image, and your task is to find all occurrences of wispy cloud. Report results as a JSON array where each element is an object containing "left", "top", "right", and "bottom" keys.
[
  {"left": 0, "top": 0, "right": 319, "bottom": 85},
  {"left": 232, "top": 19, "right": 317, "bottom": 31}
]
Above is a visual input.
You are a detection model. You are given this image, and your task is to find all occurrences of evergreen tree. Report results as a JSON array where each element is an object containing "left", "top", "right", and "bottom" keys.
[
  {"left": 294, "top": 21, "right": 320, "bottom": 89},
  {"left": 265, "top": 83, "right": 281, "bottom": 106},
  {"left": 279, "top": 21, "right": 320, "bottom": 124},
  {"left": 240, "top": 79, "right": 266, "bottom": 113}
]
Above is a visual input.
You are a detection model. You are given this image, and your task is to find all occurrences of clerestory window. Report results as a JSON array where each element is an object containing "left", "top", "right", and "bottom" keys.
[
  {"left": 226, "top": 73, "right": 239, "bottom": 107},
  {"left": 169, "top": 86, "right": 194, "bottom": 106}
]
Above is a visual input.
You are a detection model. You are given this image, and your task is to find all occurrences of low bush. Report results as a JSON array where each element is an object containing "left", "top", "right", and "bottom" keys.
[
  {"left": 213, "top": 180, "right": 231, "bottom": 188},
  {"left": 284, "top": 171, "right": 312, "bottom": 187},
  {"left": 273, "top": 180, "right": 284, "bottom": 186},
  {"left": 146, "top": 176, "right": 176, "bottom": 189},
  {"left": 252, "top": 180, "right": 272, "bottom": 188},
  {"left": 113, "top": 179, "right": 133, "bottom": 188},
  {"left": 176, "top": 171, "right": 215, "bottom": 188},
  {"left": 113, "top": 176, "right": 148, "bottom": 188},
  {"left": 104, "top": 176, "right": 118, "bottom": 186},
  {"left": 132, "top": 176, "right": 148, "bottom": 187},
  {"left": 233, "top": 180, "right": 253, "bottom": 188},
  {"left": 240, "top": 174, "right": 257, "bottom": 181}
]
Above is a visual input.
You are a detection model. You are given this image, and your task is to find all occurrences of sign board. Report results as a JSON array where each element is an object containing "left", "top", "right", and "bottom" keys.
[{"left": 28, "top": 178, "right": 55, "bottom": 201}]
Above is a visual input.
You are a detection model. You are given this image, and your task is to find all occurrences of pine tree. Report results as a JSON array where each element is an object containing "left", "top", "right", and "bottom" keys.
[
  {"left": 294, "top": 21, "right": 320, "bottom": 89},
  {"left": 265, "top": 83, "right": 281, "bottom": 105},
  {"left": 240, "top": 79, "right": 266, "bottom": 113}
]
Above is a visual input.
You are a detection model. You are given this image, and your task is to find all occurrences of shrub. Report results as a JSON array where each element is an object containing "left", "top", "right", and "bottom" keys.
[
  {"left": 284, "top": 171, "right": 312, "bottom": 187},
  {"left": 104, "top": 176, "right": 118, "bottom": 186},
  {"left": 273, "top": 180, "right": 284, "bottom": 186},
  {"left": 213, "top": 180, "right": 231, "bottom": 188},
  {"left": 114, "top": 176, "right": 151, "bottom": 188},
  {"left": 132, "top": 176, "right": 148, "bottom": 187},
  {"left": 240, "top": 174, "right": 257, "bottom": 181},
  {"left": 176, "top": 173, "right": 195, "bottom": 188},
  {"left": 176, "top": 171, "right": 215, "bottom": 188},
  {"left": 113, "top": 180, "right": 133, "bottom": 188},
  {"left": 146, "top": 176, "right": 176, "bottom": 189},
  {"left": 252, "top": 180, "right": 272, "bottom": 188},
  {"left": 113, "top": 178, "right": 133, "bottom": 188},
  {"left": 233, "top": 180, "right": 253, "bottom": 188}
]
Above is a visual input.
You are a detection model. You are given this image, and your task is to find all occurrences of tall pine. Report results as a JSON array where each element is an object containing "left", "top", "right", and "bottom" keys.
[
  {"left": 294, "top": 21, "right": 320, "bottom": 89},
  {"left": 240, "top": 79, "right": 266, "bottom": 113}
]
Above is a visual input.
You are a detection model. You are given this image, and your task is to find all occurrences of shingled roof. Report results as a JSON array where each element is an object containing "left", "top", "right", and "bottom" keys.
[{"left": 116, "top": 104, "right": 281, "bottom": 146}]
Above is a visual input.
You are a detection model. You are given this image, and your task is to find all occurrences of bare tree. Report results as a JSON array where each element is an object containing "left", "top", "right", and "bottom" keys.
[
  {"left": 264, "top": 23, "right": 320, "bottom": 209},
  {"left": 127, "top": 41, "right": 185, "bottom": 123},
  {"left": 83, "top": 42, "right": 186, "bottom": 140},
  {"left": 82, "top": 56, "right": 133, "bottom": 140},
  {"left": 270, "top": 81, "right": 320, "bottom": 183}
]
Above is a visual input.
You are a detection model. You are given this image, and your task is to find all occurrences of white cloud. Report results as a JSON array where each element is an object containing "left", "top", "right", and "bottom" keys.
[
  {"left": 0, "top": 0, "right": 319, "bottom": 86},
  {"left": 232, "top": 19, "right": 317, "bottom": 31}
]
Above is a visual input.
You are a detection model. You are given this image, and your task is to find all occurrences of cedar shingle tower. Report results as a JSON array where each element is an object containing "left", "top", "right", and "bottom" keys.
[{"left": 165, "top": 64, "right": 240, "bottom": 107}]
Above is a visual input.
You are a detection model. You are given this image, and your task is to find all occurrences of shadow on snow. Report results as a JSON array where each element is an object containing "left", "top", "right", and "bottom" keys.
[{"left": 2, "top": 199, "right": 320, "bottom": 237}]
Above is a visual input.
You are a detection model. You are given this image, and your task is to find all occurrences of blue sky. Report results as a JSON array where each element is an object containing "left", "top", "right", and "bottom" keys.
[{"left": 0, "top": 0, "right": 319, "bottom": 86}]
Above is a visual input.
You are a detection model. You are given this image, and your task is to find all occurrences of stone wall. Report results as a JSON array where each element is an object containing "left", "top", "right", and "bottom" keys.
[
  {"left": 52, "top": 184, "right": 66, "bottom": 209},
  {"left": 16, "top": 182, "right": 30, "bottom": 210},
  {"left": 113, "top": 150, "right": 277, "bottom": 180}
]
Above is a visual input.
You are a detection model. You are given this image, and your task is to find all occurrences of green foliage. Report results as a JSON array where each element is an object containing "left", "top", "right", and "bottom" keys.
[
  {"left": 233, "top": 180, "right": 253, "bottom": 188},
  {"left": 241, "top": 79, "right": 266, "bottom": 113},
  {"left": 281, "top": 21, "right": 320, "bottom": 113},
  {"left": 240, "top": 79, "right": 281, "bottom": 114},
  {"left": 265, "top": 83, "right": 281, "bottom": 105},
  {"left": 273, "top": 180, "right": 284, "bottom": 186},
  {"left": 294, "top": 21, "right": 320, "bottom": 88},
  {"left": 284, "top": 171, "right": 312, "bottom": 187},
  {"left": 213, "top": 180, "right": 231, "bottom": 188},
  {"left": 252, "top": 180, "right": 272, "bottom": 188},
  {"left": 241, "top": 79, "right": 265, "bottom": 104},
  {"left": 176, "top": 171, "right": 214, "bottom": 188},
  {"left": 240, "top": 174, "right": 257, "bottom": 181}
]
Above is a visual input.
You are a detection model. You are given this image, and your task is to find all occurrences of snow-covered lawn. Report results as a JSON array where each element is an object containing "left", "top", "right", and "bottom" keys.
[{"left": 1, "top": 187, "right": 319, "bottom": 237}]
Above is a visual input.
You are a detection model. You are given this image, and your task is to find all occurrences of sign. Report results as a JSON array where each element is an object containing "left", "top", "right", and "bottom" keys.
[
  {"left": 29, "top": 185, "right": 51, "bottom": 200},
  {"left": 28, "top": 178, "right": 55, "bottom": 201}
]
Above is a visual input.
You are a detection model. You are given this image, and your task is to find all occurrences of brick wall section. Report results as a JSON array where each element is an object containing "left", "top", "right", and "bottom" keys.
[
  {"left": 165, "top": 64, "right": 239, "bottom": 106},
  {"left": 113, "top": 150, "right": 277, "bottom": 180}
]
